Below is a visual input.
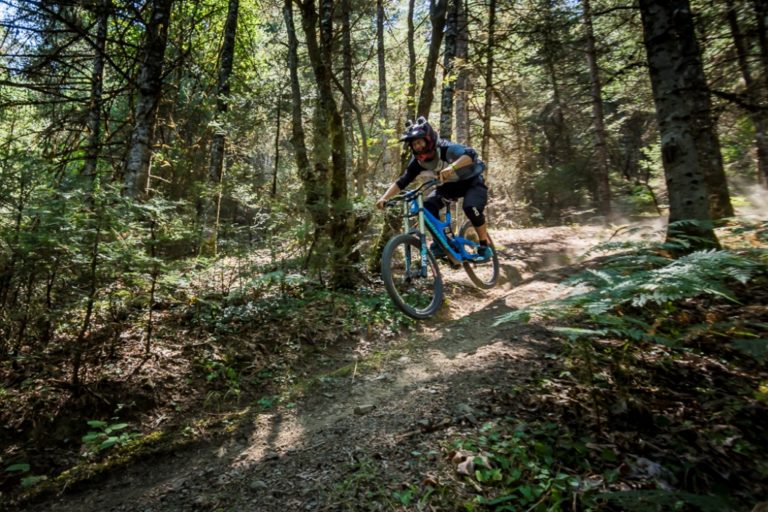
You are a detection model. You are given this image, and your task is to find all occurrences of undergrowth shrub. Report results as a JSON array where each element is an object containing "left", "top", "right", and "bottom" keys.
[{"left": 496, "top": 219, "right": 768, "bottom": 356}]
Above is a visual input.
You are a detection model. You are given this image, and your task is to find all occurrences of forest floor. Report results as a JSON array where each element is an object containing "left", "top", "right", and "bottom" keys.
[{"left": 4, "top": 221, "right": 768, "bottom": 512}]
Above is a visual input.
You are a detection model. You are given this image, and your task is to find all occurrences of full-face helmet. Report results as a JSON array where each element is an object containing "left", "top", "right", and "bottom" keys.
[{"left": 399, "top": 116, "right": 439, "bottom": 161}]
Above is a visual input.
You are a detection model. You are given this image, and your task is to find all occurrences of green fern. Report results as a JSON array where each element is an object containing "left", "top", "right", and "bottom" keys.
[
  {"left": 593, "top": 489, "right": 730, "bottom": 512},
  {"left": 495, "top": 244, "right": 765, "bottom": 348}
]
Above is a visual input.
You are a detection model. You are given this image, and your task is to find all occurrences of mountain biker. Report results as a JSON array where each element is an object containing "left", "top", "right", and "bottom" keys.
[{"left": 375, "top": 116, "right": 491, "bottom": 261}]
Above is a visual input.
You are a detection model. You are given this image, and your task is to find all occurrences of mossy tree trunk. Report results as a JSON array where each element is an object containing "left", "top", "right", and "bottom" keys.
[{"left": 300, "top": 0, "right": 360, "bottom": 288}]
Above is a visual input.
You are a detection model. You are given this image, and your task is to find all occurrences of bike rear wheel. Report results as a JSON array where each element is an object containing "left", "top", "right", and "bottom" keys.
[
  {"left": 459, "top": 221, "right": 500, "bottom": 289},
  {"left": 381, "top": 233, "right": 444, "bottom": 319}
]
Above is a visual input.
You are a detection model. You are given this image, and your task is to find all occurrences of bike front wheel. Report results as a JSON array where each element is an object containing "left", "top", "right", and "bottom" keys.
[
  {"left": 381, "top": 233, "right": 444, "bottom": 319},
  {"left": 459, "top": 221, "right": 500, "bottom": 289}
]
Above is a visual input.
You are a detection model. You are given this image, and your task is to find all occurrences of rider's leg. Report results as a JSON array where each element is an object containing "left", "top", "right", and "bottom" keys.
[
  {"left": 462, "top": 177, "right": 490, "bottom": 245},
  {"left": 475, "top": 223, "right": 490, "bottom": 244}
]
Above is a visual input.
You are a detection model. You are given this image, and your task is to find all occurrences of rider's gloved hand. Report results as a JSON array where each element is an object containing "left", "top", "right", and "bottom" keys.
[{"left": 439, "top": 166, "right": 456, "bottom": 183}]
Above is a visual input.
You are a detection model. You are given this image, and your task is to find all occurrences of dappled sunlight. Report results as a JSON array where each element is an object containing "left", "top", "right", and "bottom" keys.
[{"left": 230, "top": 411, "right": 308, "bottom": 467}]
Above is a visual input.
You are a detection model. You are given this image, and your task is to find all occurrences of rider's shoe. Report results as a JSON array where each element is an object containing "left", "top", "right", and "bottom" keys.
[{"left": 475, "top": 244, "right": 492, "bottom": 263}]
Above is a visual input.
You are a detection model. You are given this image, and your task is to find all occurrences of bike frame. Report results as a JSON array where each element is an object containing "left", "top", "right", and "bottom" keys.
[{"left": 399, "top": 181, "right": 483, "bottom": 277}]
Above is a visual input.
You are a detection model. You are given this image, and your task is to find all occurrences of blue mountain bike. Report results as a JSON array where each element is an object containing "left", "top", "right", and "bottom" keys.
[{"left": 381, "top": 179, "right": 499, "bottom": 319}]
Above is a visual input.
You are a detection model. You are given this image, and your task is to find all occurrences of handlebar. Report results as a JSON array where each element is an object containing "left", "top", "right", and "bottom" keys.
[{"left": 383, "top": 179, "right": 439, "bottom": 207}]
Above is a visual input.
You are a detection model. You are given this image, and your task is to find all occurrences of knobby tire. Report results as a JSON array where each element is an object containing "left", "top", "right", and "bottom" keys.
[{"left": 381, "top": 233, "right": 443, "bottom": 320}]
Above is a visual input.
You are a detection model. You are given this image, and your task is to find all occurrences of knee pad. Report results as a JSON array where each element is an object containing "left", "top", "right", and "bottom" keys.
[{"left": 464, "top": 205, "right": 485, "bottom": 226}]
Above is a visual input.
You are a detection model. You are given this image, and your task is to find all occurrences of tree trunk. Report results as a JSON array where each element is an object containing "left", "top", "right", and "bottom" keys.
[
  {"left": 753, "top": 0, "right": 768, "bottom": 90},
  {"left": 303, "top": 3, "right": 332, "bottom": 226},
  {"left": 481, "top": 0, "right": 496, "bottom": 163},
  {"left": 439, "top": 0, "right": 458, "bottom": 138},
  {"left": 272, "top": 93, "right": 281, "bottom": 197},
  {"left": 370, "top": 0, "right": 414, "bottom": 273},
  {"left": 582, "top": 0, "right": 612, "bottom": 218},
  {"left": 301, "top": 0, "right": 357, "bottom": 288},
  {"left": 728, "top": 0, "right": 768, "bottom": 187},
  {"left": 201, "top": 0, "right": 239, "bottom": 255},
  {"left": 406, "top": 0, "right": 417, "bottom": 122},
  {"left": 638, "top": 0, "right": 722, "bottom": 248},
  {"left": 377, "top": 0, "right": 391, "bottom": 180},
  {"left": 416, "top": 0, "right": 447, "bottom": 118},
  {"left": 454, "top": 0, "right": 470, "bottom": 144},
  {"left": 123, "top": 0, "right": 174, "bottom": 199},
  {"left": 341, "top": 0, "right": 355, "bottom": 179},
  {"left": 284, "top": 0, "right": 322, "bottom": 228},
  {"left": 333, "top": 75, "right": 370, "bottom": 195},
  {"left": 82, "top": 0, "right": 109, "bottom": 185}
]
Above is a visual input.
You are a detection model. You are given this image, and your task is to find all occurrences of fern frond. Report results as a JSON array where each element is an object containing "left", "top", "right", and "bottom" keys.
[{"left": 495, "top": 235, "right": 765, "bottom": 350}]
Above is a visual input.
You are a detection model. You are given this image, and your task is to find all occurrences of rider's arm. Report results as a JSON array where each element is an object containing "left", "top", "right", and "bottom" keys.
[
  {"left": 377, "top": 159, "right": 421, "bottom": 209},
  {"left": 439, "top": 154, "right": 474, "bottom": 182},
  {"left": 376, "top": 183, "right": 402, "bottom": 209},
  {"left": 439, "top": 144, "right": 481, "bottom": 182}
]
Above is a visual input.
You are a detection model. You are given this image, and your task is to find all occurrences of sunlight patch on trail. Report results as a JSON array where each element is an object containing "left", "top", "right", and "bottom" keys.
[{"left": 231, "top": 412, "right": 307, "bottom": 467}]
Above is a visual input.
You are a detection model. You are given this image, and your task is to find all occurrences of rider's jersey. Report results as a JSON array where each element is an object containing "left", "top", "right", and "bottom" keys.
[{"left": 395, "top": 139, "right": 486, "bottom": 190}]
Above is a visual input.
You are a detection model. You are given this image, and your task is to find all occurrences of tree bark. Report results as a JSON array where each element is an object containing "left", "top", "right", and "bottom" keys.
[
  {"left": 341, "top": 0, "right": 355, "bottom": 178},
  {"left": 284, "top": 0, "right": 322, "bottom": 228},
  {"left": 82, "top": 0, "right": 109, "bottom": 185},
  {"left": 582, "top": 0, "right": 612, "bottom": 218},
  {"left": 332, "top": 74, "right": 370, "bottom": 195},
  {"left": 753, "top": 0, "right": 768, "bottom": 90},
  {"left": 370, "top": 0, "right": 414, "bottom": 273},
  {"left": 201, "top": 0, "right": 239, "bottom": 255},
  {"left": 481, "top": 0, "right": 496, "bottom": 163},
  {"left": 272, "top": 93, "right": 281, "bottom": 197},
  {"left": 439, "top": 0, "right": 458, "bottom": 138},
  {"left": 727, "top": 0, "right": 768, "bottom": 186},
  {"left": 638, "top": 0, "right": 723, "bottom": 248},
  {"left": 416, "top": 0, "right": 447, "bottom": 118},
  {"left": 454, "top": 0, "right": 470, "bottom": 144},
  {"left": 123, "top": 0, "right": 174, "bottom": 199},
  {"left": 406, "top": 0, "right": 417, "bottom": 122},
  {"left": 377, "top": 0, "right": 391, "bottom": 181},
  {"left": 300, "top": 0, "right": 357, "bottom": 288}
]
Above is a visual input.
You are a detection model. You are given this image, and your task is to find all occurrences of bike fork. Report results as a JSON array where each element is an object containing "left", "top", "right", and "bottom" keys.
[{"left": 417, "top": 195, "right": 429, "bottom": 278}]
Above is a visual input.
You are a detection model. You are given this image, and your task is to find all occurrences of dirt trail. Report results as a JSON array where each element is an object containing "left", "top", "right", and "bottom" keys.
[{"left": 21, "top": 225, "right": 638, "bottom": 512}]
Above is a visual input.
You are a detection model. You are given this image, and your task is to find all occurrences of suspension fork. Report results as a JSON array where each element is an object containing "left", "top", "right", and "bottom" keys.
[
  {"left": 401, "top": 199, "right": 413, "bottom": 279},
  {"left": 417, "top": 194, "right": 429, "bottom": 277},
  {"left": 401, "top": 195, "right": 429, "bottom": 279}
]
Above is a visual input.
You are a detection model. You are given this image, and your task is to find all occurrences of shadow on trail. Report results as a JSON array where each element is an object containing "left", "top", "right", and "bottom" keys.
[
  {"left": 427, "top": 297, "right": 553, "bottom": 361},
  {"left": 20, "top": 290, "right": 565, "bottom": 512}
]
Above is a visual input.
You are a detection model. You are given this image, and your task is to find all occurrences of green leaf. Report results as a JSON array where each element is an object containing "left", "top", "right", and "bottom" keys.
[
  {"left": 595, "top": 490, "right": 729, "bottom": 512},
  {"left": 21, "top": 475, "right": 47, "bottom": 488},
  {"left": 6, "top": 463, "right": 30, "bottom": 473},
  {"left": 483, "top": 494, "right": 516, "bottom": 506},
  {"left": 87, "top": 420, "right": 108, "bottom": 429},
  {"left": 82, "top": 432, "right": 103, "bottom": 443},
  {"left": 732, "top": 339, "right": 768, "bottom": 361},
  {"left": 601, "top": 449, "right": 618, "bottom": 462},
  {"left": 99, "top": 437, "right": 119, "bottom": 450}
]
